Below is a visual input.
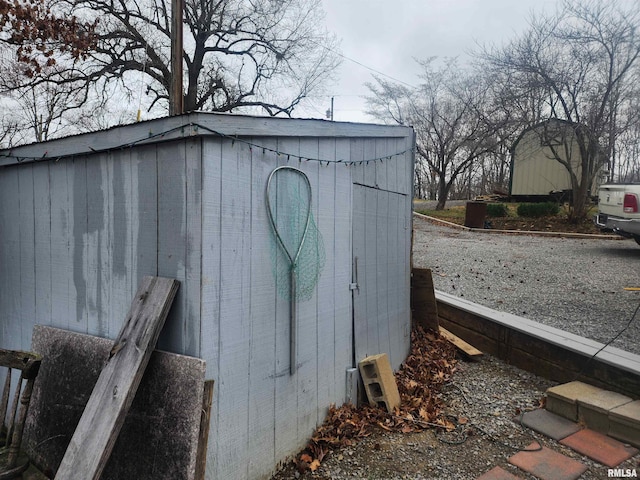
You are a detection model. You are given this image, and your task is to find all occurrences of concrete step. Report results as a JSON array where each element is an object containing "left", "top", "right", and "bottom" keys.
[
  {"left": 610, "top": 400, "right": 640, "bottom": 448},
  {"left": 546, "top": 381, "right": 602, "bottom": 421},
  {"left": 519, "top": 409, "right": 581, "bottom": 441},
  {"left": 577, "top": 389, "right": 633, "bottom": 435},
  {"left": 545, "top": 381, "right": 640, "bottom": 448}
]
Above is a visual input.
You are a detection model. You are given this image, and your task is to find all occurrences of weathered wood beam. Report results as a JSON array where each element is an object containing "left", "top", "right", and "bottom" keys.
[
  {"left": 435, "top": 290, "right": 640, "bottom": 398},
  {"left": 0, "top": 350, "right": 41, "bottom": 378},
  {"left": 195, "top": 380, "right": 214, "bottom": 480},
  {"left": 411, "top": 268, "right": 439, "bottom": 331},
  {"left": 54, "top": 276, "right": 179, "bottom": 480},
  {"left": 439, "top": 326, "right": 483, "bottom": 361}
]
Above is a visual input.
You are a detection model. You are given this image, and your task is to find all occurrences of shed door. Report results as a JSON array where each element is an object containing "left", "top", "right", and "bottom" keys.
[{"left": 352, "top": 184, "right": 411, "bottom": 371}]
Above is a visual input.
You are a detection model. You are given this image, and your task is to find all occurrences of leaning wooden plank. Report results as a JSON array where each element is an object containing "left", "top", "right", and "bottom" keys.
[
  {"left": 439, "top": 326, "right": 483, "bottom": 360},
  {"left": 54, "top": 276, "right": 179, "bottom": 480},
  {"left": 194, "top": 380, "right": 215, "bottom": 480},
  {"left": 21, "top": 463, "right": 48, "bottom": 480},
  {"left": 411, "top": 268, "right": 440, "bottom": 331}
]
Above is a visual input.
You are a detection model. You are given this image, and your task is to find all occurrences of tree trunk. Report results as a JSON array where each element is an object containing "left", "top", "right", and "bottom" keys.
[
  {"left": 569, "top": 188, "right": 589, "bottom": 222},
  {"left": 568, "top": 165, "right": 591, "bottom": 223},
  {"left": 435, "top": 177, "right": 448, "bottom": 210}
]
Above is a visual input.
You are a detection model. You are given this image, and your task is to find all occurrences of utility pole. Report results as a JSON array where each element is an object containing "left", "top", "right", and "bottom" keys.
[
  {"left": 330, "top": 96, "right": 334, "bottom": 121},
  {"left": 325, "top": 96, "right": 334, "bottom": 121},
  {"left": 169, "top": 0, "right": 184, "bottom": 116}
]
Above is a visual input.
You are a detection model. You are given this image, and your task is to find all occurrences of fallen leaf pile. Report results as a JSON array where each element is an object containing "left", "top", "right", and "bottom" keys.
[{"left": 295, "top": 324, "right": 458, "bottom": 473}]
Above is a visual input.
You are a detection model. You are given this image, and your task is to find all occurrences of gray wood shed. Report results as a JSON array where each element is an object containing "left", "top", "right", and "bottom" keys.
[{"left": 0, "top": 112, "right": 415, "bottom": 479}]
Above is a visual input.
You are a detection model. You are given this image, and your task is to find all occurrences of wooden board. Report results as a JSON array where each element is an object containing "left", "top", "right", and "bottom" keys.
[
  {"left": 54, "top": 276, "right": 179, "bottom": 480},
  {"left": 216, "top": 138, "right": 253, "bottom": 477},
  {"left": 333, "top": 138, "right": 354, "bottom": 402},
  {"left": 195, "top": 380, "right": 214, "bottom": 480},
  {"left": 436, "top": 290, "right": 640, "bottom": 397},
  {"left": 411, "top": 268, "right": 440, "bottom": 331},
  {"left": 438, "top": 326, "right": 483, "bottom": 360}
]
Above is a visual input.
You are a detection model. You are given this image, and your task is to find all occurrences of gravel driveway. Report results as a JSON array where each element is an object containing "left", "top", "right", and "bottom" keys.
[
  {"left": 271, "top": 214, "right": 640, "bottom": 480},
  {"left": 412, "top": 214, "right": 640, "bottom": 356}
]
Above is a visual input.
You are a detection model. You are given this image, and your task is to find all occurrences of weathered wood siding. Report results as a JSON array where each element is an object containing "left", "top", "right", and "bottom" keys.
[
  {"left": 0, "top": 142, "right": 201, "bottom": 356},
  {"left": 200, "top": 133, "right": 413, "bottom": 479},
  {"left": 350, "top": 137, "right": 413, "bottom": 370},
  {"left": 0, "top": 113, "right": 414, "bottom": 480}
]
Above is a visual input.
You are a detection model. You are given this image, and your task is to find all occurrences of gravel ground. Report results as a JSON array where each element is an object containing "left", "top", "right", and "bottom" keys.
[
  {"left": 272, "top": 356, "right": 639, "bottom": 479},
  {"left": 270, "top": 215, "right": 640, "bottom": 480},
  {"left": 413, "top": 215, "right": 640, "bottom": 356}
]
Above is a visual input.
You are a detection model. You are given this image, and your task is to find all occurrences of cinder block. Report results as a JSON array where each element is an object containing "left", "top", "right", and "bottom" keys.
[
  {"left": 358, "top": 353, "right": 401, "bottom": 413},
  {"left": 577, "top": 390, "right": 632, "bottom": 434},
  {"left": 609, "top": 400, "right": 640, "bottom": 448},
  {"left": 546, "top": 381, "right": 603, "bottom": 421}
]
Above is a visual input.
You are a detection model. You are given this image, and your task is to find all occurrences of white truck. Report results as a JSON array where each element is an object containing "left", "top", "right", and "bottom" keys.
[{"left": 594, "top": 183, "right": 640, "bottom": 244}]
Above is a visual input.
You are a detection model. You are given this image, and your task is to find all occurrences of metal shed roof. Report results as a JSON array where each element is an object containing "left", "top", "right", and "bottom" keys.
[{"left": 0, "top": 112, "right": 414, "bottom": 167}]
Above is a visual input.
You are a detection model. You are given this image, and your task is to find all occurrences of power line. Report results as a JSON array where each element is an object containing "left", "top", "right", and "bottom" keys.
[
  {"left": 307, "top": 37, "right": 416, "bottom": 89},
  {"left": 337, "top": 51, "right": 416, "bottom": 88}
]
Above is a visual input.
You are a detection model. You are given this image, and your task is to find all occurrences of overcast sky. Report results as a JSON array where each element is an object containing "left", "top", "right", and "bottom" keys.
[{"left": 306, "top": 0, "right": 560, "bottom": 123}]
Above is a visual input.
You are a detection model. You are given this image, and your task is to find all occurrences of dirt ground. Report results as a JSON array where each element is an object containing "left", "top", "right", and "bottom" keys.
[
  {"left": 270, "top": 350, "right": 639, "bottom": 480},
  {"left": 270, "top": 351, "right": 638, "bottom": 480}
]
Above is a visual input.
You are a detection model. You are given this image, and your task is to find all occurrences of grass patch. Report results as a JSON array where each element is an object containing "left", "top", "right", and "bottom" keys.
[
  {"left": 416, "top": 203, "right": 517, "bottom": 220},
  {"left": 415, "top": 202, "right": 601, "bottom": 234},
  {"left": 415, "top": 205, "right": 466, "bottom": 222}
]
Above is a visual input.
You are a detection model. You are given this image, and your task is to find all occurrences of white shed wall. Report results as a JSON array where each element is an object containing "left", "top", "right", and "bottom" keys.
[
  {"left": 0, "top": 113, "right": 414, "bottom": 480},
  {"left": 200, "top": 133, "right": 413, "bottom": 479},
  {"left": 0, "top": 141, "right": 203, "bottom": 355},
  {"left": 198, "top": 136, "right": 350, "bottom": 479}
]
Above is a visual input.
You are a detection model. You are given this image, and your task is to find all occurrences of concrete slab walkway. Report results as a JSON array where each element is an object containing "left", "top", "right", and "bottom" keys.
[
  {"left": 560, "top": 429, "right": 638, "bottom": 468},
  {"left": 508, "top": 443, "right": 588, "bottom": 480},
  {"left": 476, "top": 384, "right": 639, "bottom": 480}
]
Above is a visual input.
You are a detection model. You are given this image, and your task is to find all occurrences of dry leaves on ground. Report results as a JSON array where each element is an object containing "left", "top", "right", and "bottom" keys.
[{"left": 293, "top": 325, "right": 458, "bottom": 473}]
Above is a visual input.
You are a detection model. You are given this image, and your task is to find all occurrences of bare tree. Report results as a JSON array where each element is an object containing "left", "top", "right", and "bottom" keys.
[
  {"left": 0, "top": 107, "right": 19, "bottom": 147},
  {"left": 366, "top": 58, "right": 505, "bottom": 209},
  {"left": 0, "top": 0, "right": 97, "bottom": 76},
  {"left": 16, "top": 83, "right": 112, "bottom": 142},
  {"left": 3, "top": 0, "right": 340, "bottom": 120},
  {"left": 615, "top": 101, "right": 640, "bottom": 182},
  {"left": 0, "top": 42, "right": 115, "bottom": 142},
  {"left": 478, "top": 0, "right": 640, "bottom": 221}
]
